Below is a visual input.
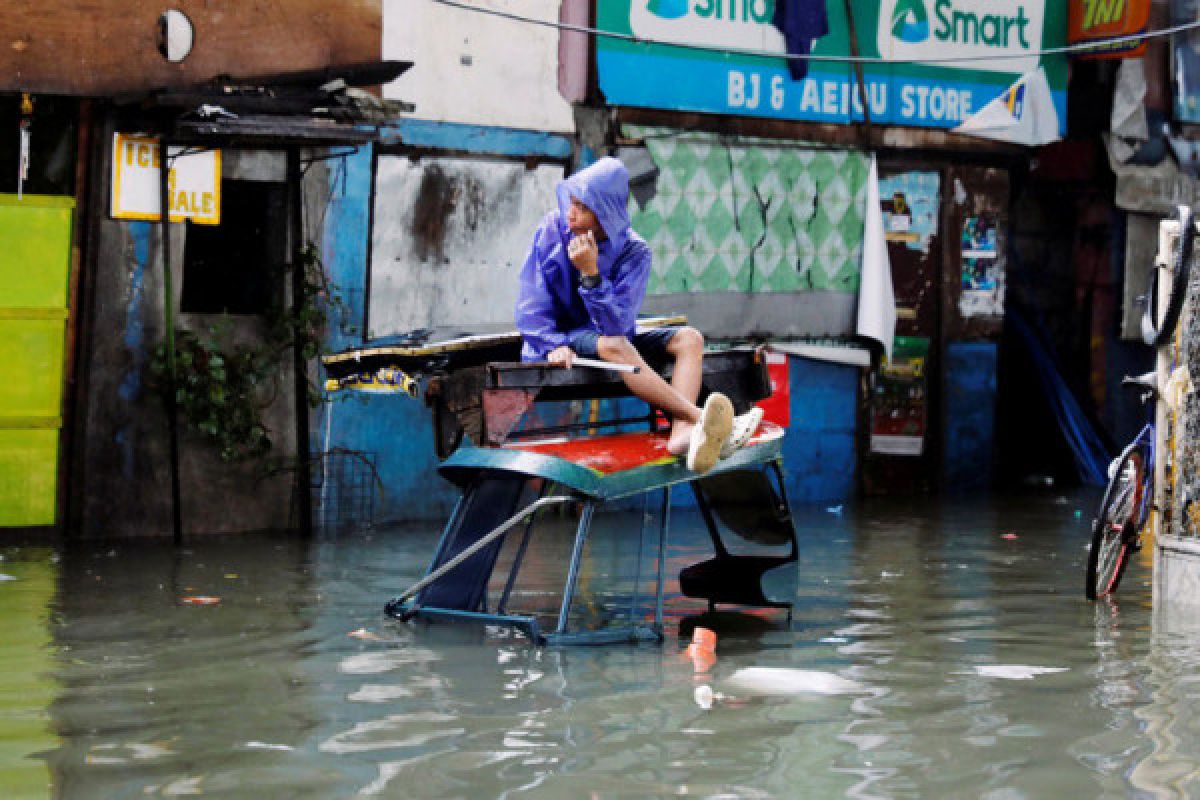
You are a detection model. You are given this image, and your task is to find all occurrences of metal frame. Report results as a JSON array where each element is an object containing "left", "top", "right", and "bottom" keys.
[
  {"left": 681, "top": 457, "right": 797, "bottom": 617},
  {"left": 391, "top": 483, "right": 674, "bottom": 646},
  {"left": 369, "top": 344, "right": 790, "bottom": 646},
  {"left": 387, "top": 432, "right": 791, "bottom": 645}
]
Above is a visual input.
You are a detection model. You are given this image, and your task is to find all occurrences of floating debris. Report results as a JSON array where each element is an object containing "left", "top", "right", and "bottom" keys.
[
  {"left": 961, "top": 665, "right": 1068, "bottom": 680},
  {"left": 179, "top": 596, "right": 221, "bottom": 606},
  {"left": 724, "top": 667, "right": 868, "bottom": 697},
  {"left": 694, "top": 684, "right": 724, "bottom": 710},
  {"left": 348, "top": 628, "right": 386, "bottom": 642},
  {"left": 683, "top": 626, "right": 717, "bottom": 673}
]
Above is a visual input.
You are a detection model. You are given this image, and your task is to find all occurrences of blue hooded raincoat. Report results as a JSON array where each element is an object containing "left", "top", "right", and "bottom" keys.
[{"left": 515, "top": 157, "right": 653, "bottom": 361}]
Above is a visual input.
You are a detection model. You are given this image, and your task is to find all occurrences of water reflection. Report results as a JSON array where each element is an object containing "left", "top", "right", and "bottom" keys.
[
  {"left": 0, "top": 547, "right": 57, "bottom": 797},
  {"left": 1127, "top": 591, "right": 1200, "bottom": 798},
  {"left": 42, "top": 536, "right": 329, "bottom": 798},
  {"left": 7, "top": 492, "right": 1200, "bottom": 796}
]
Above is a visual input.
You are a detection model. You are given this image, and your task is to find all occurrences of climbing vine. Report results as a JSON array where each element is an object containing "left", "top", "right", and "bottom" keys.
[{"left": 150, "top": 243, "right": 348, "bottom": 463}]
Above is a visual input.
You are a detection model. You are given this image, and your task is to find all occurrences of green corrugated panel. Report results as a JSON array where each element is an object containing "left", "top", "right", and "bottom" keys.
[
  {"left": 0, "top": 194, "right": 74, "bottom": 308},
  {"left": 0, "top": 194, "right": 73, "bottom": 528},
  {"left": 0, "top": 320, "right": 66, "bottom": 418},
  {"left": 0, "top": 430, "right": 58, "bottom": 526}
]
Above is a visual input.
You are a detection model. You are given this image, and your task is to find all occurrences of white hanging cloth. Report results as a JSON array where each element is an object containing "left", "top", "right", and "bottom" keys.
[{"left": 856, "top": 155, "right": 896, "bottom": 363}]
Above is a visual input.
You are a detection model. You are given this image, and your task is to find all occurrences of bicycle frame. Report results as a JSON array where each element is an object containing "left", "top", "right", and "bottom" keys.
[{"left": 1126, "top": 421, "right": 1156, "bottom": 539}]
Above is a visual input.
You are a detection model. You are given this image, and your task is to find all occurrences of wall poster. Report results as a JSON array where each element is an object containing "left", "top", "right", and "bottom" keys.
[
  {"left": 869, "top": 335, "right": 929, "bottom": 456},
  {"left": 879, "top": 170, "right": 940, "bottom": 254},
  {"left": 959, "top": 212, "right": 1004, "bottom": 317}
]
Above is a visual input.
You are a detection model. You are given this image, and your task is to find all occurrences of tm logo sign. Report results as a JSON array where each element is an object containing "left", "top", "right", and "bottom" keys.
[{"left": 878, "top": 0, "right": 1043, "bottom": 74}]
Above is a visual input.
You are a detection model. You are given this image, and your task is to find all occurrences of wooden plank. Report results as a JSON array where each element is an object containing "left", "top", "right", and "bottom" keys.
[
  {"left": 0, "top": 0, "right": 382, "bottom": 96},
  {"left": 322, "top": 315, "right": 689, "bottom": 366},
  {"left": 617, "top": 107, "right": 1027, "bottom": 156}
]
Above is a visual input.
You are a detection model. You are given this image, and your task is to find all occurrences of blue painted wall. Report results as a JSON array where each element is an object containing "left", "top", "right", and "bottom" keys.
[
  {"left": 780, "top": 356, "right": 860, "bottom": 505},
  {"left": 317, "top": 145, "right": 459, "bottom": 525},
  {"left": 379, "top": 120, "right": 572, "bottom": 159},
  {"left": 314, "top": 120, "right": 572, "bottom": 525},
  {"left": 942, "top": 341, "right": 998, "bottom": 491}
]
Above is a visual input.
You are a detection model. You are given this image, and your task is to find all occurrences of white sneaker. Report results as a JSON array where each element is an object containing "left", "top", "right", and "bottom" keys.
[
  {"left": 720, "top": 407, "right": 764, "bottom": 459},
  {"left": 686, "top": 393, "right": 734, "bottom": 473}
]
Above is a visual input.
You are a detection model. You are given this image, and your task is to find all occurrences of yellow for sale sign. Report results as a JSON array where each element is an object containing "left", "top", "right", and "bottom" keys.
[{"left": 111, "top": 133, "right": 221, "bottom": 225}]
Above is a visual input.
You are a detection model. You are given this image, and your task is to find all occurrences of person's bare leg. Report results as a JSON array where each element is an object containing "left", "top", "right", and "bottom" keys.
[
  {"left": 662, "top": 327, "right": 704, "bottom": 454},
  {"left": 594, "top": 336, "right": 701, "bottom": 444}
]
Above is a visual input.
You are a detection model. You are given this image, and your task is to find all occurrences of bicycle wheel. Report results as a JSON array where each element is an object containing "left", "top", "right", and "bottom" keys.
[
  {"left": 1142, "top": 205, "right": 1194, "bottom": 348},
  {"left": 1085, "top": 445, "right": 1148, "bottom": 600}
]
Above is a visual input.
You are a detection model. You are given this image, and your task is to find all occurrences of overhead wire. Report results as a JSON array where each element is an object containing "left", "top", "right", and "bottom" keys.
[{"left": 427, "top": 0, "right": 1200, "bottom": 67}]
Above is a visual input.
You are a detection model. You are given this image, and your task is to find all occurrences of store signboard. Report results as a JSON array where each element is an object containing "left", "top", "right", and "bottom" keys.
[
  {"left": 597, "top": 0, "right": 1068, "bottom": 136},
  {"left": 1067, "top": 0, "right": 1151, "bottom": 60},
  {"left": 111, "top": 133, "right": 221, "bottom": 225}
]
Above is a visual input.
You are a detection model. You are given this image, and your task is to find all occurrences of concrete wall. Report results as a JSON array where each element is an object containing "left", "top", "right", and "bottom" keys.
[
  {"left": 367, "top": 154, "right": 565, "bottom": 339},
  {"left": 382, "top": 0, "right": 575, "bottom": 133},
  {"left": 315, "top": 145, "right": 461, "bottom": 526},
  {"left": 1155, "top": 534, "right": 1200, "bottom": 611},
  {"left": 74, "top": 120, "right": 298, "bottom": 537},
  {"left": 1164, "top": 229, "right": 1200, "bottom": 539}
]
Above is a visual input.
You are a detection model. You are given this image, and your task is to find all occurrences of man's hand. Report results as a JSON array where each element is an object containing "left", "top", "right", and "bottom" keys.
[
  {"left": 567, "top": 230, "right": 599, "bottom": 276},
  {"left": 548, "top": 346, "right": 575, "bottom": 368}
]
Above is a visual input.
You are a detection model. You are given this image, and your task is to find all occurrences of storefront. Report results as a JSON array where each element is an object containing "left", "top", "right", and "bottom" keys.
[{"left": 589, "top": 0, "right": 1067, "bottom": 496}]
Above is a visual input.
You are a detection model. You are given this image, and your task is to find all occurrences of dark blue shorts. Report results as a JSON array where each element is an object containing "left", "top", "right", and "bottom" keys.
[{"left": 567, "top": 326, "right": 680, "bottom": 363}]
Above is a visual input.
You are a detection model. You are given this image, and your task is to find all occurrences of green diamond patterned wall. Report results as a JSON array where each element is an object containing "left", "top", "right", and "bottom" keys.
[{"left": 629, "top": 131, "right": 868, "bottom": 297}]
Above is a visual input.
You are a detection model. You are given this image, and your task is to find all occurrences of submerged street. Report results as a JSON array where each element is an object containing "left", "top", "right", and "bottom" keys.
[{"left": 3, "top": 490, "right": 1196, "bottom": 798}]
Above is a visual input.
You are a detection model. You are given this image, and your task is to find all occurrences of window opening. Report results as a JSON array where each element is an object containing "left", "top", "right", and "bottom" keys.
[{"left": 181, "top": 179, "right": 286, "bottom": 314}]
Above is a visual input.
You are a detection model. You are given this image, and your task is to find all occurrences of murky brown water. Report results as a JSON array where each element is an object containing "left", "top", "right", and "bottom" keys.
[{"left": 3, "top": 491, "right": 1198, "bottom": 798}]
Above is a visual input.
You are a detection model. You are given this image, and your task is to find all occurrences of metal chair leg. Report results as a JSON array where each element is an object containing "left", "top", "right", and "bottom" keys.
[
  {"left": 498, "top": 481, "right": 546, "bottom": 614},
  {"left": 655, "top": 486, "right": 671, "bottom": 633},
  {"left": 630, "top": 491, "right": 650, "bottom": 622},
  {"left": 555, "top": 502, "right": 596, "bottom": 636}
]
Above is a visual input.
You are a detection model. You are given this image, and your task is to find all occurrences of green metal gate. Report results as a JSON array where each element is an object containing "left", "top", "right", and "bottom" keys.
[{"left": 0, "top": 194, "right": 73, "bottom": 527}]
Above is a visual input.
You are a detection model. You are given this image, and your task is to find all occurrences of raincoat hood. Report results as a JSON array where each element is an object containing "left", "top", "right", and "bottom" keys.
[{"left": 555, "top": 157, "right": 632, "bottom": 249}]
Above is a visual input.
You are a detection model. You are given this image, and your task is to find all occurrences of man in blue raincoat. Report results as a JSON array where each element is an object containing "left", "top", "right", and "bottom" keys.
[{"left": 515, "top": 157, "right": 761, "bottom": 473}]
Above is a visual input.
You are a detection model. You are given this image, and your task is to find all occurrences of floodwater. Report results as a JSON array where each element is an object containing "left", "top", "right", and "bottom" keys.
[{"left": 2, "top": 491, "right": 1199, "bottom": 798}]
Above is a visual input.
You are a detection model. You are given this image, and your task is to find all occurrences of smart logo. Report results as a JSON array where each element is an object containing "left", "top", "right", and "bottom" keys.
[
  {"left": 646, "top": 0, "right": 689, "bottom": 21},
  {"left": 877, "top": 0, "right": 1043, "bottom": 75},
  {"left": 632, "top": 0, "right": 785, "bottom": 54},
  {"left": 891, "top": 0, "right": 930, "bottom": 44}
]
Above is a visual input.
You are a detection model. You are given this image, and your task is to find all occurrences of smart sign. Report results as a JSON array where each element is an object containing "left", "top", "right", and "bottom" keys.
[{"left": 597, "top": 0, "right": 1067, "bottom": 138}]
